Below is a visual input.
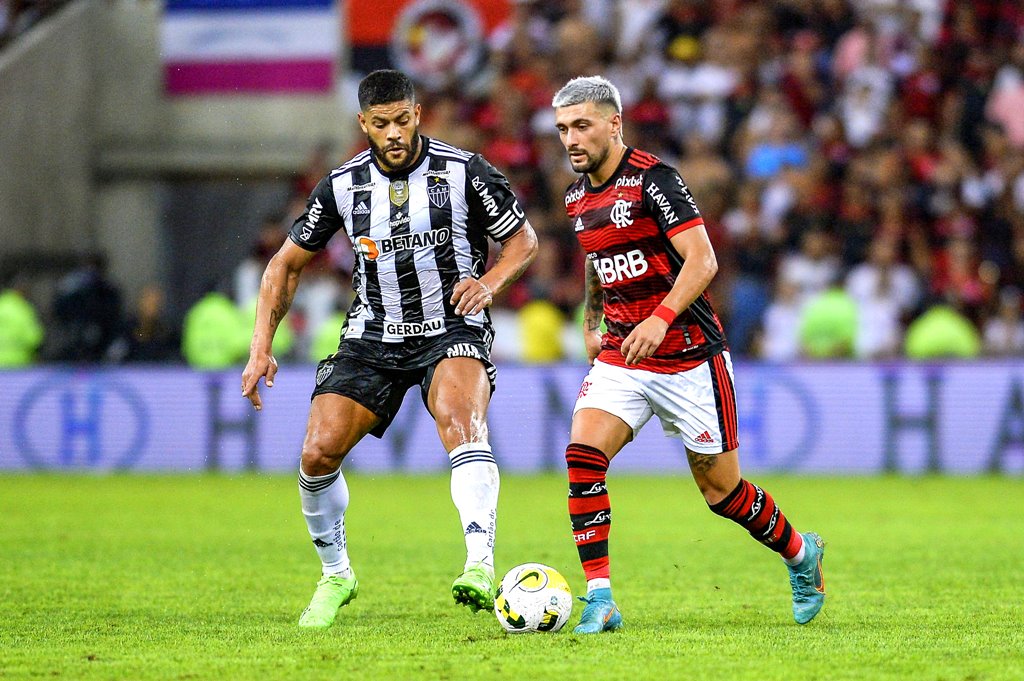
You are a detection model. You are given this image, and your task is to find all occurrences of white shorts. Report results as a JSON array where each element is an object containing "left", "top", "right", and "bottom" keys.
[{"left": 573, "top": 354, "right": 739, "bottom": 454}]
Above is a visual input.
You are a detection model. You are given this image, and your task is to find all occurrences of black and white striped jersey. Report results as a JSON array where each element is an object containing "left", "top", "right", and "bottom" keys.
[{"left": 288, "top": 136, "right": 527, "bottom": 343}]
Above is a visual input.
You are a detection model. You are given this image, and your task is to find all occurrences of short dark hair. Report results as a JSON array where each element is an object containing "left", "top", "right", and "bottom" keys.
[{"left": 358, "top": 70, "right": 416, "bottom": 110}]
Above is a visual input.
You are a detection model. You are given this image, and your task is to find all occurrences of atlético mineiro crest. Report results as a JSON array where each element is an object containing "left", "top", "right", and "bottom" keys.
[
  {"left": 316, "top": 363, "right": 334, "bottom": 386},
  {"left": 427, "top": 179, "right": 450, "bottom": 208}
]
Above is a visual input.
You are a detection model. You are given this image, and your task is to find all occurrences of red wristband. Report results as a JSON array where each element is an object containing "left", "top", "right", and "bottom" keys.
[{"left": 652, "top": 304, "right": 676, "bottom": 325}]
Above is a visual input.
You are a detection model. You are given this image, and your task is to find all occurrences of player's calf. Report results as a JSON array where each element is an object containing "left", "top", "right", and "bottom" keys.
[
  {"left": 566, "top": 443, "right": 612, "bottom": 587},
  {"left": 708, "top": 479, "right": 826, "bottom": 623}
]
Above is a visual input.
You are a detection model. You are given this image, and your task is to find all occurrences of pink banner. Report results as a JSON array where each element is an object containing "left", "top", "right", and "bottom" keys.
[{"left": 164, "top": 60, "right": 334, "bottom": 95}]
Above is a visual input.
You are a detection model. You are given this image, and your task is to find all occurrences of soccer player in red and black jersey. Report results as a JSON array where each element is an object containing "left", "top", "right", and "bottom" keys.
[{"left": 552, "top": 76, "right": 826, "bottom": 633}]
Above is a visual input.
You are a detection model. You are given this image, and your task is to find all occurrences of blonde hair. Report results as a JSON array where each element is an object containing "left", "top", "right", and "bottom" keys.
[{"left": 552, "top": 76, "right": 622, "bottom": 113}]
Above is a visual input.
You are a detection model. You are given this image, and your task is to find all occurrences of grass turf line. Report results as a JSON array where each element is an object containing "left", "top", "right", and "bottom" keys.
[{"left": 0, "top": 474, "right": 1021, "bottom": 680}]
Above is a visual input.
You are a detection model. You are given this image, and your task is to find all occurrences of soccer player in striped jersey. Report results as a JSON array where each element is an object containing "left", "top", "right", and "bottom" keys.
[
  {"left": 242, "top": 70, "right": 538, "bottom": 629},
  {"left": 552, "top": 76, "right": 825, "bottom": 633}
]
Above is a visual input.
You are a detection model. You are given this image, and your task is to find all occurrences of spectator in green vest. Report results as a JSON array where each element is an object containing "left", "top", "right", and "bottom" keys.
[
  {"left": 182, "top": 292, "right": 249, "bottom": 369},
  {"left": 905, "top": 304, "right": 981, "bottom": 359},
  {"left": 0, "top": 288, "right": 44, "bottom": 367},
  {"left": 798, "top": 288, "right": 858, "bottom": 359}
]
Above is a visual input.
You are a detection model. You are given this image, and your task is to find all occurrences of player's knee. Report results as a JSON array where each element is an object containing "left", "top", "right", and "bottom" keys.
[
  {"left": 434, "top": 406, "right": 487, "bottom": 448},
  {"left": 700, "top": 479, "right": 735, "bottom": 508},
  {"left": 300, "top": 438, "right": 349, "bottom": 476}
]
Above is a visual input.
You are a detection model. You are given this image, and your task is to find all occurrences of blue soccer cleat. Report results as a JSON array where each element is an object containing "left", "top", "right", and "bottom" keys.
[
  {"left": 573, "top": 587, "right": 623, "bottom": 634},
  {"left": 788, "top": 532, "right": 826, "bottom": 624}
]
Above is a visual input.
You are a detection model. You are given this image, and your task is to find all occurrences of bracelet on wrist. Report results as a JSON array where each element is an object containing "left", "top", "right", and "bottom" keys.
[{"left": 651, "top": 304, "right": 676, "bottom": 325}]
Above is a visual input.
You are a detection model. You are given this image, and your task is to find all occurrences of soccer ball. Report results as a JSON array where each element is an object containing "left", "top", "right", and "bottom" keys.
[{"left": 493, "top": 563, "right": 573, "bottom": 633}]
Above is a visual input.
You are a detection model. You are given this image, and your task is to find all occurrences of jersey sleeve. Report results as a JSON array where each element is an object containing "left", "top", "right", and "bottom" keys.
[
  {"left": 641, "top": 164, "right": 704, "bottom": 238},
  {"left": 288, "top": 175, "right": 345, "bottom": 251},
  {"left": 465, "top": 154, "right": 527, "bottom": 242}
]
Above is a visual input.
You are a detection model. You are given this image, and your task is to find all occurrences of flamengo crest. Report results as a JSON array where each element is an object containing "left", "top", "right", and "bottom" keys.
[{"left": 610, "top": 199, "right": 633, "bottom": 228}]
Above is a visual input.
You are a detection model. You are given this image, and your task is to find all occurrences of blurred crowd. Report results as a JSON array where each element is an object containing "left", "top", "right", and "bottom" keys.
[
  {"left": 4, "top": 0, "right": 1024, "bottom": 367},
  {"left": 412, "top": 0, "right": 1024, "bottom": 362}
]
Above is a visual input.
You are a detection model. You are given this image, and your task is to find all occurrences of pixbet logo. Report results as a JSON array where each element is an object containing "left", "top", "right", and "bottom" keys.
[{"left": 594, "top": 249, "right": 649, "bottom": 284}]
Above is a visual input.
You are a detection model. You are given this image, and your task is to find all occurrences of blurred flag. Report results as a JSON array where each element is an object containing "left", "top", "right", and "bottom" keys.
[
  {"left": 348, "top": 0, "right": 509, "bottom": 90},
  {"left": 161, "top": 0, "right": 339, "bottom": 95}
]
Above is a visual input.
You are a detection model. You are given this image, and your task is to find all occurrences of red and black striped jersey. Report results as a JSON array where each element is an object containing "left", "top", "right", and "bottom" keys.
[{"left": 564, "top": 147, "right": 727, "bottom": 373}]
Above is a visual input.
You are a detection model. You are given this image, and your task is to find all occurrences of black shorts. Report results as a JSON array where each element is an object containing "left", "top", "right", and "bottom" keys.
[{"left": 311, "top": 327, "right": 496, "bottom": 438}]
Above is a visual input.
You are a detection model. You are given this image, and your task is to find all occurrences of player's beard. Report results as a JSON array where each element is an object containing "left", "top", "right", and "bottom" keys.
[
  {"left": 569, "top": 142, "right": 609, "bottom": 176},
  {"left": 369, "top": 130, "right": 421, "bottom": 173}
]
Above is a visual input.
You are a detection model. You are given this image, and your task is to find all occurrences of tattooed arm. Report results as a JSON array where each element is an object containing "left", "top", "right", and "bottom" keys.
[
  {"left": 583, "top": 259, "right": 605, "bottom": 365},
  {"left": 242, "top": 239, "right": 317, "bottom": 410},
  {"left": 452, "top": 220, "right": 539, "bottom": 316}
]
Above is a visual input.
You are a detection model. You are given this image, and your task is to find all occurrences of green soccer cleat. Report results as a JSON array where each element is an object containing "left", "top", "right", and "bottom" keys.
[
  {"left": 452, "top": 562, "right": 495, "bottom": 612},
  {"left": 573, "top": 588, "right": 623, "bottom": 634},
  {"left": 297, "top": 572, "right": 358, "bottom": 629},
  {"left": 788, "top": 532, "right": 826, "bottom": 624}
]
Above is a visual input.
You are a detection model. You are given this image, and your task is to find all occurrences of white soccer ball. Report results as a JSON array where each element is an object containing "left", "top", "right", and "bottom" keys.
[{"left": 493, "top": 563, "right": 573, "bottom": 633}]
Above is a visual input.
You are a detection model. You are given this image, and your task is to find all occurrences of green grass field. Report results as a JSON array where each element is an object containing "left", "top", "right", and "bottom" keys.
[{"left": 1, "top": 474, "right": 1021, "bottom": 680}]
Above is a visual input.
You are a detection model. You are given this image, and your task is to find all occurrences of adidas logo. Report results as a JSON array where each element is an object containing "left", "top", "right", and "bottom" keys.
[
  {"left": 464, "top": 521, "right": 487, "bottom": 535},
  {"left": 695, "top": 431, "right": 715, "bottom": 444},
  {"left": 312, "top": 538, "right": 332, "bottom": 548},
  {"left": 574, "top": 217, "right": 585, "bottom": 232},
  {"left": 353, "top": 201, "right": 369, "bottom": 215}
]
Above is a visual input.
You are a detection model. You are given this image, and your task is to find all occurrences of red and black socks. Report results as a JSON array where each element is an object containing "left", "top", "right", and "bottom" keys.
[
  {"left": 709, "top": 479, "right": 804, "bottom": 561},
  {"left": 566, "top": 443, "right": 612, "bottom": 587}
]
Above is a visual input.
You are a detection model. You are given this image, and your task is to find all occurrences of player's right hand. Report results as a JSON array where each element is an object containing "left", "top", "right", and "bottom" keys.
[
  {"left": 241, "top": 351, "right": 278, "bottom": 411},
  {"left": 584, "top": 329, "right": 603, "bottom": 365}
]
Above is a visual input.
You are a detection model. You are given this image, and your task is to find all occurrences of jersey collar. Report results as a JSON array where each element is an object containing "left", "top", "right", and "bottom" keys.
[{"left": 584, "top": 146, "right": 633, "bottom": 194}]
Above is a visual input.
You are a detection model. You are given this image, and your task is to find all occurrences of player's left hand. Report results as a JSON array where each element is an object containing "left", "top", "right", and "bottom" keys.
[
  {"left": 620, "top": 317, "right": 669, "bottom": 366},
  {"left": 451, "top": 278, "right": 494, "bottom": 316}
]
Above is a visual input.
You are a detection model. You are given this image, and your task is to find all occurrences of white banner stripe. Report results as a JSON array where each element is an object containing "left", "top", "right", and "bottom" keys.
[{"left": 161, "top": 10, "right": 339, "bottom": 61}]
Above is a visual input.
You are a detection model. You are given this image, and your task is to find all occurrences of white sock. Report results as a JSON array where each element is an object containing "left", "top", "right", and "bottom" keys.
[
  {"left": 298, "top": 466, "right": 352, "bottom": 577},
  {"left": 448, "top": 442, "right": 499, "bottom": 571},
  {"left": 587, "top": 578, "right": 611, "bottom": 594},
  {"left": 783, "top": 541, "right": 807, "bottom": 566}
]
